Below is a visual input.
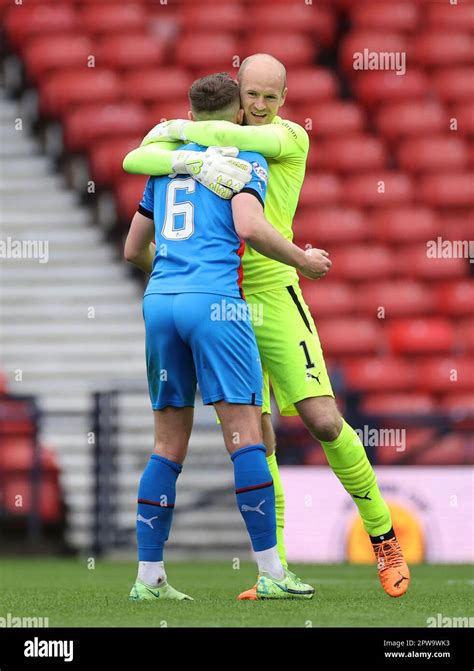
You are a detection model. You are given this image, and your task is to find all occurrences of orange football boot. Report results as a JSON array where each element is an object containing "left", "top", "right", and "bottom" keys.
[{"left": 372, "top": 535, "right": 410, "bottom": 597}]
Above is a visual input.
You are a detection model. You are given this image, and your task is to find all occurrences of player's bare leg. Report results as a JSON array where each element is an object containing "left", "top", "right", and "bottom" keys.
[
  {"left": 215, "top": 401, "right": 314, "bottom": 600},
  {"left": 296, "top": 395, "right": 410, "bottom": 597},
  {"left": 130, "top": 407, "right": 194, "bottom": 601}
]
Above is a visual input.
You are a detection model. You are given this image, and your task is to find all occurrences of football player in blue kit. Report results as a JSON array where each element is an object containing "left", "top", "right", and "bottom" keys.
[{"left": 124, "top": 73, "right": 323, "bottom": 601}]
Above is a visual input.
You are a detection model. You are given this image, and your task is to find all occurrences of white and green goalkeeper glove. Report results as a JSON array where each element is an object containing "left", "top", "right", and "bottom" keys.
[
  {"left": 141, "top": 119, "right": 189, "bottom": 146},
  {"left": 171, "top": 146, "right": 252, "bottom": 200}
]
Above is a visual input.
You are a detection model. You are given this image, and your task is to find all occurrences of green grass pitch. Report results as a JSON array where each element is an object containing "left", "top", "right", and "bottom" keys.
[{"left": 1, "top": 559, "right": 472, "bottom": 628}]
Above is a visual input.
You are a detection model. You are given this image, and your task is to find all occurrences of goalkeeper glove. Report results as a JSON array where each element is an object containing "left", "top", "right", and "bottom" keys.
[
  {"left": 141, "top": 119, "right": 189, "bottom": 146},
  {"left": 171, "top": 146, "right": 252, "bottom": 200}
]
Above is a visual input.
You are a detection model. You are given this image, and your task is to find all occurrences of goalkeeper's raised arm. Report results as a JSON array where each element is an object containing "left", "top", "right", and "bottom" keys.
[{"left": 140, "top": 116, "right": 308, "bottom": 162}]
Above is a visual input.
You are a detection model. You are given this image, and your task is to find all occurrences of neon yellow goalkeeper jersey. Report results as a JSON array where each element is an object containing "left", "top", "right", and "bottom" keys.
[
  {"left": 242, "top": 117, "right": 309, "bottom": 295},
  {"left": 124, "top": 115, "right": 310, "bottom": 295},
  {"left": 174, "top": 115, "right": 310, "bottom": 296}
]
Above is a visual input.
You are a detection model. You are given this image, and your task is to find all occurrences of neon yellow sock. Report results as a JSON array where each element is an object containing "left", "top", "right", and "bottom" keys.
[
  {"left": 266, "top": 452, "right": 288, "bottom": 568},
  {"left": 320, "top": 419, "right": 392, "bottom": 537}
]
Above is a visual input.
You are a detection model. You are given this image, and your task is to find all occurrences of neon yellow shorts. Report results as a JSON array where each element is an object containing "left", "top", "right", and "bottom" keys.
[{"left": 246, "top": 283, "right": 334, "bottom": 416}]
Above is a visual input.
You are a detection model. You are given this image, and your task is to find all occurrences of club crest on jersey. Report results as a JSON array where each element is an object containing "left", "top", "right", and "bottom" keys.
[{"left": 252, "top": 162, "right": 268, "bottom": 184}]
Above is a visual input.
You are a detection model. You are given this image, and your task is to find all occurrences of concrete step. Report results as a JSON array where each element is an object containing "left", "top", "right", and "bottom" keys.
[
  {"left": 0, "top": 137, "right": 40, "bottom": 155},
  {"left": 3, "top": 302, "right": 139, "bottom": 322},
  {"left": 0, "top": 248, "right": 120, "bottom": 265},
  {"left": 2, "top": 320, "right": 143, "bottom": 338},
  {"left": 0, "top": 155, "right": 52, "bottom": 177},
  {"left": 2, "top": 360, "right": 145, "bottom": 377},
  {"left": 1, "top": 228, "right": 103, "bottom": 245},
  {"left": 2, "top": 341, "right": 145, "bottom": 358},
  {"left": 0, "top": 191, "right": 77, "bottom": 210},
  {"left": 5, "top": 265, "right": 128, "bottom": 283},
  {"left": 0, "top": 285, "right": 139, "bottom": 301},
  {"left": 1, "top": 210, "right": 91, "bottom": 227},
  {"left": 0, "top": 175, "right": 64, "bottom": 192}
]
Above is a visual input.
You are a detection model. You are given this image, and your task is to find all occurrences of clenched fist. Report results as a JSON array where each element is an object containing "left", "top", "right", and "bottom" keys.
[{"left": 299, "top": 247, "right": 332, "bottom": 280}]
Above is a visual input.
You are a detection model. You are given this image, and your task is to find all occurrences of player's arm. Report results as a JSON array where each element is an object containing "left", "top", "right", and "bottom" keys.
[
  {"left": 124, "top": 211, "right": 155, "bottom": 274},
  {"left": 123, "top": 142, "right": 181, "bottom": 175},
  {"left": 142, "top": 119, "right": 308, "bottom": 161},
  {"left": 123, "top": 145, "right": 252, "bottom": 200},
  {"left": 232, "top": 194, "right": 331, "bottom": 280}
]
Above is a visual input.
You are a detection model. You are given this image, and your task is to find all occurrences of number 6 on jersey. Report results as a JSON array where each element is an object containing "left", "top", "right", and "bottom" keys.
[{"left": 162, "top": 178, "right": 196, "bottom": 240}]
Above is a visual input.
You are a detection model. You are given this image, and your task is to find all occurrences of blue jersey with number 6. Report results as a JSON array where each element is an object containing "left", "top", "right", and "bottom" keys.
[{"left": 138, "top": 143, "right": 268, "bottom": 299}]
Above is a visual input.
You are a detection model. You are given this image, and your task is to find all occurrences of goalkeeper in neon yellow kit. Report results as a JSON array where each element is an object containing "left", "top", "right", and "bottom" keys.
[{"left": 123, "top": 54, "right": 410, "bottom": 600}]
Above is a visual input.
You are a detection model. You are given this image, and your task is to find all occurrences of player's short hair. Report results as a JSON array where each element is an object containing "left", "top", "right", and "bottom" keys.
[{"left": 188, "top": 73, "right": 240, "bottom": 119}]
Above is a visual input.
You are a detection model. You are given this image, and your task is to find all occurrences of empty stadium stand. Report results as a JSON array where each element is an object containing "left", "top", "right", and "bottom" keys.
[{"left": 1, "top": 0, "right": 473, "bottom": 553}]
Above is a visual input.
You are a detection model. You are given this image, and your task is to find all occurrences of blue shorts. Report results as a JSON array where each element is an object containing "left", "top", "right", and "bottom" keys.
[{"left": 143, "top": 293, "right": 263, "bottom": 410}]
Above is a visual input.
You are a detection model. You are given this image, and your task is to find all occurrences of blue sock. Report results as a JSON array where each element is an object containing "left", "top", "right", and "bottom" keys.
[
  {"left": 136, "top": 454, "right": 182, "bottom": 561},
  {"left": 231, "top": 444, "right": 276, "bottom": 552}
]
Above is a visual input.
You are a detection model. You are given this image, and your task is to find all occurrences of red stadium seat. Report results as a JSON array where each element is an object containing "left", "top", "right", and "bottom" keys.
[
  {"left": 286, "top": 68, "right": 339, "bottom": 105},
  {"left": 243, "top": 34, "right": 316, "bottom": 67},
  {"left": 351, "top": 2, "right": 419, "bottom": 32},
  {"left": 418, "top": 173, "right": 474, "bottom": 207},
  {"left": 436, "top": 281, "right": 474, "bottom": 317},
  {"left": 459, "top": 319, "right": 474, "bottom": 352},
  {"left": 357, "top": 281, "right": 436, "bottom": 317},
  {"left": 3, "top": 470, "right": 62, "bottom": 522},
  {"left": 147, "top": 101, "right": 190, "bottom": 127},
  {"left": 397, "top": 136, "right": 468, "bottom": 173},
  {"left": 0, "top": 398, "right": 35, "bottom": 434},
  {"left": 79, "top": 4, "right": 146, "bottom": 35},
  {"left": 344, "top": 358, "right": 417, "bottom": 393},
  {"left": 427, "top": 3, "right": 474, "bottom": 31},
  {"left": 179, "top": 4, "right": 245, "bottom": 32},
  {"left": 369, "top": 207, "right": 439, "bottom": 243},
  {"left": 417, "top": 357, "right": 474, "bottom": 392},
  {"left": 413, "top": 32, "right": 474, "bottom": 68},
  {"left": 433, "top": 67, "right": 474, "bottom": 104},
  {"left": 468, "top": 144, "right": 474, "bottom": 168},
  {"left": 121, "top": 68, "right": 193, "bottom": 105},
  {"left": 425, "top": 3, "right": 474, "bottom": 32},
  {"left": 440, "top": 393, "right": 474, "bottom": 417},
  {"left": 355, "top": 70, "right": 430, "bottom": 106},
  {"left": 96, "top": 34, "right": 166, "bottom": 70},
  {"left": 22, "top": 35, "right": 93, "bottom": 83},
  {"left": 176, "top": 34, "right": 238, "bottom": 70},
  {"left": 303, "top": 101, "right": 365, "bottom": 137},
  {"left": 340, "top": 32, "right": 409, "bottom": 75},
  {"left": 311, "top": 135, "right": 387, "bottom": 172},
  {"left": 40, "top": 69, "right": 122, "bottom": 118},
  {"left": 88, "top": 136, "right": 142, "bottom": 188},
  {"left": 64, "top": 103, "right": 147, "bottom": 152},
  {"left": 301, "top": 282, "right": 356, "bottom": 318},
  {"left": 114, "top": 175, "right": 149, "bottom": 222},
  {"left": 388, "top": 319, "right": 456, "bottom": 355},
  {"left": 298, "top": 173, "right": 343, "bottom": 207},
  {"left": 0, "top": 371, "right": 6, "bottom": 393},
  {"left": 0, "top": 437, "right": 34, "bottom": 470},
  {"left": 293, "top": 208, "right": 367, "bottom": 246},
  {"left": 360, "top": 394, "right": 436, "bottom": 416},
  {"left": 394, "top": 244, "right": 468, "bottom": 280},
  {"left": 437, "top": 216, "right": 474, "bottom": 241},
  {"left": 327, "top": 245, "right": 394, "bottom": 281},
  {"left": 316, "top": 319, "right": 382, "bottom": 356},
  {"left": 408, "top": 434, "right": 472, "bottom": 467},
  {"left": 5, "top": 4, "right": 78, "bottom": 51},
  {"left": 343, "top": 172, "right": 414, "bottom": 207},
  {"left": 249, "top": 5, "right": 336, "bottom": 45},
  {"left": 452, "top": 102, "right": 474, "bottom": 136},
  {"left": 375, "top": 101, "right": 446, "bottom": 141}
]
